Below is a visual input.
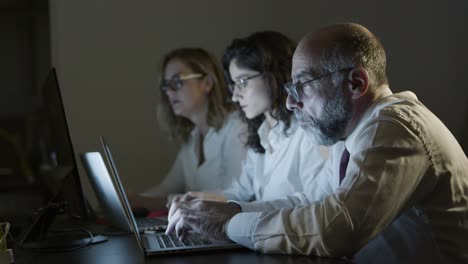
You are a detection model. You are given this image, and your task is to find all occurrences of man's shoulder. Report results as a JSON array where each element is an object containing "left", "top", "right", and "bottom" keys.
[
  {"left": 345, "top": 91, "right": 427, "bottom": 144},
  {"left": 371, "top": 91, "right": 419, "bottom": 114},
  {"left": 364, "top": 91, "right": 430, "bottom": 125},
  {"left": 350, "top": 90, "right": 451, "bottom": 149}
]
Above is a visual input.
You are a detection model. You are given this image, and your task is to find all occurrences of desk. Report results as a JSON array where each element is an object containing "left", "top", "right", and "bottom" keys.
[{"left": 13, "top": 234, "right": 351, "bottom": 264}]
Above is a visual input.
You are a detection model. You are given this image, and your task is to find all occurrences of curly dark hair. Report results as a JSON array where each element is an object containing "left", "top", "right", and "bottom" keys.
[{"left": 222, "top": 31, "right": 296, "bottom": 153}]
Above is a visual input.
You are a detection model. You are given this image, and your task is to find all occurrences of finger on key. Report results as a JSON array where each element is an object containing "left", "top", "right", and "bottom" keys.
[
  {"left": 168, "top": 201, "right": 180, "bottom": 221},
  {"left": 175, "top": 217, "right": 188, "bottom": 241},
  {"left": 166, "top": 207, "right": 180, "bottom": 235}
]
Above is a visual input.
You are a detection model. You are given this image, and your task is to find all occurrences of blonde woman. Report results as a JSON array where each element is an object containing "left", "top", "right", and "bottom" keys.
[{"left": 129, "top": 48, "right": 246, "bottom": 213}]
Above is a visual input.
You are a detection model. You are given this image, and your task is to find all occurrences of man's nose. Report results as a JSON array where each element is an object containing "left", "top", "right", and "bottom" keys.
[{"left": 286, "top": 94, "right": 303, "bottom": 111}]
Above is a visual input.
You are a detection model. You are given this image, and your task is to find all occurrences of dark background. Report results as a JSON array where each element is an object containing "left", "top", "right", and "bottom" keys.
[{"left": 1, "top": 0, "right": 467, "bottom": 213}]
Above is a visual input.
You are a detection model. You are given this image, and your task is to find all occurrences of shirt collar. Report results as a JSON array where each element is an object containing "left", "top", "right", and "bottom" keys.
[
  {"left": 258, "top": 117, "right": 299, "bottom": 153},
  {"left": 190, "top": 125, "right": 215, "bottom": 139},
  {"left": 189, "top": 125, "right": 215, "bottom": 153},
  {"left": 344, "top": 91, "right": 417, "bottom": 151}
]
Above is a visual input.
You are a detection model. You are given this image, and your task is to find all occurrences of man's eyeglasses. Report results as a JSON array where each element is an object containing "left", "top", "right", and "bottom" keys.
[
  {"left": 284, "top": 68, "right": 353, "bottom": 102},
  {"left": 228, "top": 72, "right": 263, "bottom": 93},
  {"left": 160, "top": 73, "right": 205, "bottom": 92}
]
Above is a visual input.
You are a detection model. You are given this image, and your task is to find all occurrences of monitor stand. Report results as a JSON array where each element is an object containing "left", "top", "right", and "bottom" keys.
[{"left": 19, "top": 201, "right": 107, "bottom": 250}]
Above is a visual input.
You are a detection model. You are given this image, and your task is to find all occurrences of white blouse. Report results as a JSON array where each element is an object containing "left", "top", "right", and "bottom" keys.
[
  {"left": 221, "top": 117, "right": 328, "bottom": 202},
  {"left": 141, "top": 111, "right": 247, "bottom": 197}
]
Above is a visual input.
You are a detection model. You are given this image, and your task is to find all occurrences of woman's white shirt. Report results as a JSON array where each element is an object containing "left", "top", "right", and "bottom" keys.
[
  {"left": 221, "top": 117, "right": 328, "bottom": 202},
  {"left": 141, "top": 111, "right": 247, "bottom": 197}
]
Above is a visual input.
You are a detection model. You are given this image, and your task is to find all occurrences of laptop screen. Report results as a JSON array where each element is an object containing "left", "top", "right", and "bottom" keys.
[{"left": 99, "top": 136, "right": 146, "bottom": 254}]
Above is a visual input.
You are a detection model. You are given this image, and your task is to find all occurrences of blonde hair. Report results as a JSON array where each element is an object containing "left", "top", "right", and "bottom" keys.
[{"left": 157, "top": 48, "right": 234, "bottom": 142}]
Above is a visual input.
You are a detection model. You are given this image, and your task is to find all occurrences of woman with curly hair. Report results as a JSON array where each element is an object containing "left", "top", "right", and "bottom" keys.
[{"left": 179, "top": 31, "right": 327, "bottom": 203}]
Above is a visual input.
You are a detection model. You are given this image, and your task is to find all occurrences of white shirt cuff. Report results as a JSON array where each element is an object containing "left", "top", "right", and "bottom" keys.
[
  {"left": 226, "top": 212, "right": 262, "bottom": 250},
  {"left": 228, "top": 200, "right": 270, "bottom": 212}
]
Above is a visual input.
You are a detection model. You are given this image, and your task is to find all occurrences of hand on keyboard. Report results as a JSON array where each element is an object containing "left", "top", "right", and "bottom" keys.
[{"left": 166, "top": 200, "right": 241, "bottom": 241}]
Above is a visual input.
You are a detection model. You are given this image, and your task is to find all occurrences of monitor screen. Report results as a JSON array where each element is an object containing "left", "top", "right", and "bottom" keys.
[
  {"left": 0, "top": 68, "right": 89, "bottom": 226},
  {"left": 37, "top": 68, "right": 89, "bottom": 220}
]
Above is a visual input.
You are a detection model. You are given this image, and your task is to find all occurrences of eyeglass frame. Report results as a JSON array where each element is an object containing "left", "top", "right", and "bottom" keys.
[
  {"left": 228, "top": 72, "right": 264, "bottom": 94},
  {"left": 284, "top": 67, "right": 353, "bottom": 102},
  {"left": 160, "top": 73, "right": 205, "bottom": 93}
]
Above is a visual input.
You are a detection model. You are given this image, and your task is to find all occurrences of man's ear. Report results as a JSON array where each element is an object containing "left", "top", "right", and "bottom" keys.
[{"left": 347, "top": 67, "right": 369, "bottom": 99}]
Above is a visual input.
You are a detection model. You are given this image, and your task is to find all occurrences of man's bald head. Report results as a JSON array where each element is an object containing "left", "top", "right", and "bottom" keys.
[{"left": 295, "top": 23, "right": 388, "bottom": 88}]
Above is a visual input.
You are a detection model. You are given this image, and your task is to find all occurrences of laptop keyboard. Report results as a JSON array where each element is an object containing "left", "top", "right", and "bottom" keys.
[
  {"left": 145, "top": 233, "right": 212, "bottom": 249},
  {"left": 137, "top": 218, "right": 168, "bottom": 231}
]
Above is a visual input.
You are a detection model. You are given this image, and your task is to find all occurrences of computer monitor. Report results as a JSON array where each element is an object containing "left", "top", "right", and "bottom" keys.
[
  {"left": 37, "top": 68, "right": 89, "bottom": 219},
  {"left": 18, "top": 68, "right": 90, "bottom": 244}
]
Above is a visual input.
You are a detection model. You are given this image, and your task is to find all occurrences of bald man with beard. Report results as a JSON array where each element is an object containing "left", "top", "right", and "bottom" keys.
[{"left": 166, "top": 23, "right": 468, "bottom": 263}]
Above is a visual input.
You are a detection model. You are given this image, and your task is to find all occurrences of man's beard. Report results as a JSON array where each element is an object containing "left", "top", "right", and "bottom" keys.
[{"left": 295, "top": 87, "right": 352, "bottom": 146}]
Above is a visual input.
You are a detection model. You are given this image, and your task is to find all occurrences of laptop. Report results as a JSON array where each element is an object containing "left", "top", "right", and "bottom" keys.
[
  {"left": 80, "top": 153, "right": 167, "bottom": 233},
  {"left": 81, "top": 136, "right": 242, "bottom": 255}
]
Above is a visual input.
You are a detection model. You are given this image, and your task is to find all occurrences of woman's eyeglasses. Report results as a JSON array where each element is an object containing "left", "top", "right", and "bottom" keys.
[
  {"left": 160, "top": 73, "right": 205, "bottom": 92},
  {"left": 228, "top": 72, "right": 263, "bottom": 93}
]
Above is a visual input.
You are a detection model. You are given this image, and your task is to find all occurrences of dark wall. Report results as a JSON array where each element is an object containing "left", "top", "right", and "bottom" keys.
[{"left": 49, "top": 1, "right": 468, "bottom": 198}]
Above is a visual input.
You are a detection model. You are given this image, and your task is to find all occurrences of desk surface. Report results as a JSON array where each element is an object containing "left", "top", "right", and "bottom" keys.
[{"left": 13, "top": 234, "right": 351, "bottom": 264}]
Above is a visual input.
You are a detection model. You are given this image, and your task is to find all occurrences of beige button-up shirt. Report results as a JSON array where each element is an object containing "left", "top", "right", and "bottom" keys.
[{"left": 227, "top": 91, "right": 468, "bottom": 263}]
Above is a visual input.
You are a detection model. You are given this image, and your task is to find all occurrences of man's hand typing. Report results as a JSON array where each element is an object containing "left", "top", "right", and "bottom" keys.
[{"left": 166, "top": 200, "right": 241, "bottom": 241}]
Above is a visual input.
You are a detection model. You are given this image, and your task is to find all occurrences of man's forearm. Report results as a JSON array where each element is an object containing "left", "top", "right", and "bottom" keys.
[{"left": 234, "top": 192, "right": 310, "bottom": 212}]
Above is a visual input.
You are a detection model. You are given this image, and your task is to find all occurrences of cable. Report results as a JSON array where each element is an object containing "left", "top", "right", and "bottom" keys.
[
  {"left": 0, "top": 222, "right": 10, "bottom": 250},
  {"left": 8, "top": 227, "right": 102, "bottom": 253},
  {"left": 97, "top": 231, "right": 132, "bottom": 237}
]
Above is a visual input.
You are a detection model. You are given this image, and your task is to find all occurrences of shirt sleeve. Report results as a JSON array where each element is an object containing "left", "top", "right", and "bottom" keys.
[
  {"left": 227, "top": 117, "right": 435, "bottom": 257},
  {"left": 140, "top": 147, "right": 186, "bottom": 197},
  {"left": 218, "top": 114, "right": 248, "bottom": 190}
]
